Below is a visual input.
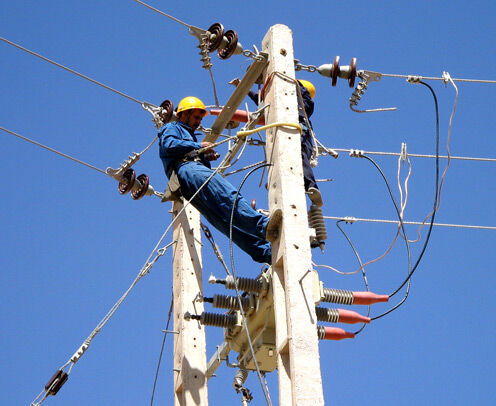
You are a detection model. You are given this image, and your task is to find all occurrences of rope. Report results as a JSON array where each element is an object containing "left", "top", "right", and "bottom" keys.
[
  {"left": 0, "top": 37, "right": 143, "bottom": 105},
  {"left": 1, "top": 126, "right": 107, "bottom": 175}
]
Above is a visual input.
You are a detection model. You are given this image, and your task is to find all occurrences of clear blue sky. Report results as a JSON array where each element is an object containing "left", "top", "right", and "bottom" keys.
[{"left": 1, "top": 1, "right": 495, "bottom": 405}]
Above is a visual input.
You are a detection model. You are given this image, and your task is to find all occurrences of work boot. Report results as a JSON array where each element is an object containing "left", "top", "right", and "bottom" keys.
[
  {"left": 307, "top": 187, "right": 323, "bottom": 207},
  {"left": 266, "top": 208, "right": 282, "bottom": 242}
]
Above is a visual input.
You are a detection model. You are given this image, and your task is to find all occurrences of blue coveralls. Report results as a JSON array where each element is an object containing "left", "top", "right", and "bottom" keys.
[
  {"left": 249, "top": 84, "right": 317, "bottom": 190},
  {"left": 158, "top": 120, "right": 271, "bottom": 264}
]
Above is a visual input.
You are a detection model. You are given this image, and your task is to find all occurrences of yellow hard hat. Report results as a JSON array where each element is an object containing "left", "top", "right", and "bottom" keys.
[
  {"left": 176, "top": 96, "right": 208, "bottom": 117},
  {"left": 298, "top": 79, "right": 316, "bottom": 99}
]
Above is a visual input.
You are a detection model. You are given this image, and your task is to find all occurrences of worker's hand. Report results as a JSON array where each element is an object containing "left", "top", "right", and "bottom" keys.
[
  {"left": 201, "top": 141, "right": 214, "bottom": 153},
  {"left": 205, "top": 152, "right": 220, "bottom": 161},
  {"left": 229, "top": 78, "right": 241, "bottom": 87},
  {"left": 201, "top": 142, "right": 219, "bottom": 161}
]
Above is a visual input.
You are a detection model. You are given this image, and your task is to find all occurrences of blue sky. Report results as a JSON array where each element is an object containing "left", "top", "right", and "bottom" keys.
[{"left": 1, "top": 1, "right": 496, "bottom": 405}]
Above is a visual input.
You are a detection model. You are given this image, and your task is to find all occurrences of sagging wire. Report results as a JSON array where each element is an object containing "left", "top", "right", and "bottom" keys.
[
  {"left": 313, "top": 143, "right": 413, "bottom": 277},
  {"left": 335, "top": 220, "right": 370, "bottom": 335},
  {"left": 32, "top": 161, "right": 227, "bottom": 405},
  {"left": 229, "top": 163, "right": 274, "bottom": 406},
  {"left": 360, "top": 154, "right": 413, "bottom": 319},
  {"left": 407, "top": 72, "right": 458, "bottom": 243},
  {"left": 150, "top": 295, "right": 174, "bottom": 406},
  {"left": 372, "top": 80, "right": 441, "bottom": 320}
]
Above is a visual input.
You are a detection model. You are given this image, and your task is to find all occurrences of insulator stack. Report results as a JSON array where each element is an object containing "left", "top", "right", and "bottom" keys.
[
  {"left": 317, "top": 325, "right": 355, "bottom": 341},
  {"left": 44, "top": 369, "right": 69, "bottom": 396},
  {"left": 322, "top": 288, "right": 389, "bottom": 305},
  {"left": 201, "top": 312, "right": 237, "bottom": 328},
  {"left": 233, "top": 368, "right": 249, "bottom": 388},
  {"left": 225, "top": 275, "right": 262, "bottom": 293},
  {"left": 322, "top": 288, "right": 354, "bottom": 305},
  {"left": 212, "top": 294, "right": 250, "bottom": 311},
  {"left": 308, "top": 204, "right": 328, "bottom": 247},
  {"left": 315, "top": 307, "right": 340, "bottom": 323}
]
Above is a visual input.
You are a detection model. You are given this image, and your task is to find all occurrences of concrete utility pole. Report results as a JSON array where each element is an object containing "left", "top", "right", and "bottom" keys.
[
  {"left": 262, "top": 24, "right": 325, "bottom": 405},
  {"left": 172, "top": 201, "right": 209, "bottom": 405},
  {"left": 170, "top": 24, "right": 324, "bottom": 406}
]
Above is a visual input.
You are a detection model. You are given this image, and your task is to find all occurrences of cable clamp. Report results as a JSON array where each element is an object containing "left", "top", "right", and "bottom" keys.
[
  {"left": 400, "top": 142, "right": 408, "bottom": 162},
  {"left": 407, "top": 75, "right": 423, "bottom": 84},
  {"left": 349, "top": 149, "right": 365, "bottom": 158},
  {"left": 350, "top": 71, "right": 397, "bottom": 113},
  {"left": 106, "top": 152, "right": 141, "bottom": 181},
  {"left": 141, "top": 102, "right": 168, "bottom": 129},
  {"left": 343, "top": 216, "right": 357, "bottom": 224},
  {"left": 442, "top": 71, "right": 452, "bottom": 86}
]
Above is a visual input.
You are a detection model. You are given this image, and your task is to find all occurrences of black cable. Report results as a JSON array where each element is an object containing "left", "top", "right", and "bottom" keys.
[
  {"left": 228, "top": 162, "right": 272, "bottom": 406},
  {"left": 335, "top": 220, "right": 370, "bottom": 335},
  {"left": 372, "top": 80, "right": 440, "bottom": 320},
  {"left": 150, "top": 295, "right": 174, "bottom": 406}
]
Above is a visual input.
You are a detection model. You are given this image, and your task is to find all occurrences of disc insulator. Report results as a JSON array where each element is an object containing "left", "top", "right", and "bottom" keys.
[
  {"left": 218, "top": 30, "right": 238, "bottom": 60},
  {"left": 131, "top": 173, "right": 149, "bottom": 200},
  {"left": 331, "top": 55, "right": 340, "bottom": 86},
  {"left": 348, "top": 57, "right": 357, "bottom": 88},
  {"left": 159, "top": 99, "right": 174, "bottom": 124},
  {"left": 118, "top": 168, "right": 136, "bottom": 195},
  {"left": 207, "top": 22, "right": 225, "bottom": 52}
]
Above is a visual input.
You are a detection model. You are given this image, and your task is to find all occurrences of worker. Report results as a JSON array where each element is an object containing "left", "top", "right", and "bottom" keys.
[
  {"left": 233, "top": 78, "right": 322, "bottom": 207},
  {"left": 158, "top": 96, "right": 272, "bottom": 264}
]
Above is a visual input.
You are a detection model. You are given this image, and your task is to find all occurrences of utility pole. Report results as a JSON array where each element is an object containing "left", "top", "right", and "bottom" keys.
[
  {"left": 171, "top": 24, "right": 324, "bottom": 406},
  {"left": 172, "top": 201, "right": 209, "bottom": 405},
  {"left": 262, "top": 24, "right": 325, "bottom": 405}
]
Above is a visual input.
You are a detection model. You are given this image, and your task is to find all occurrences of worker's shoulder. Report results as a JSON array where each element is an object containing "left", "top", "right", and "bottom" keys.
[{"left": 159, "top": 120, "right": 182, "bottom": 135}]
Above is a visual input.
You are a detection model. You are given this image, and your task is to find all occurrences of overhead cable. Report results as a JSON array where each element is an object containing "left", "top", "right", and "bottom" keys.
[
  {"left": 331, "top": 148, "right": 496, "bottom": 163},
  {"left": 0, "top": 37, "right": 143, "bottom": 105},
  {"left": 324, "top": 216, "right": 496, "bottom": 231},
  {"left": 1, "top": 126, "right": 107, "bottom": 175}
]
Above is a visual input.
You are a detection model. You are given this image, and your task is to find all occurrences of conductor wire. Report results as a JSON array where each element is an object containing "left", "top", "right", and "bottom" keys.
[
  {"left": 1, "top": 126, "right": 107, "bottom": 175},
  {"left": 0, "top": 37, "right": 143, "bottom": 105},
  {"left": 229, "top": 163, "right": 273, "bottom": 406},
  {"left": 373, "top": 80, "right": 441, "bottom": 320}
]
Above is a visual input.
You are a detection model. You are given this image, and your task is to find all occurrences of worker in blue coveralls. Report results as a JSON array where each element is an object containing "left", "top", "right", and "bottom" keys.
[
  {"left": 158, "top": 96, "right": 272, "bottom": 264},
  {"left": 234, "top": 78, "right": 322, "bottom": 207}
]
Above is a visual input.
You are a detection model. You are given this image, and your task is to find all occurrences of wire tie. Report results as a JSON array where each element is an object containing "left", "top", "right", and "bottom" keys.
[
  {"left": 400, "top": 142, "right": 408, "bottom": 162},
  {"left": 344, "top": 216, "right": 357, "bottom": 224},
  {"left": 442, "top": 71, "right": 452, "bottom": 86},
  {"left": 407, "top": 75, "right": 423, "bottom": 84}
]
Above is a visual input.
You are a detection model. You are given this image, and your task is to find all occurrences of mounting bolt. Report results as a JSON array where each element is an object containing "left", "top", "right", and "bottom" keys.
[{"left": 280, "top": 48, "right": 287, "bottom": 56}]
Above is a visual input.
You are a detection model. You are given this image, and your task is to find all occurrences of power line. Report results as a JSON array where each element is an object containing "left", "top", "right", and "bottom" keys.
[
  {"left": 331, "top": 148, "right": 496, "bottom": 163},
  {"left": 380, "top": 72, "right": 496, "bottom": 84},
  {"left": 0, "top": 36, "right": 143, "bottom": 105},
  {"left": 1, "top": 126, "right": 107, "bottom": 175},
  {"left": 324, "top": 216, "right": 496, "bottom": 231}
]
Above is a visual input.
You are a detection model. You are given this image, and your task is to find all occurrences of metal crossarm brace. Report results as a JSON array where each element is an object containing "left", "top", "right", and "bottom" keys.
[{"left": 204, "top": 53, "right": 268, "bottom": 143}]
